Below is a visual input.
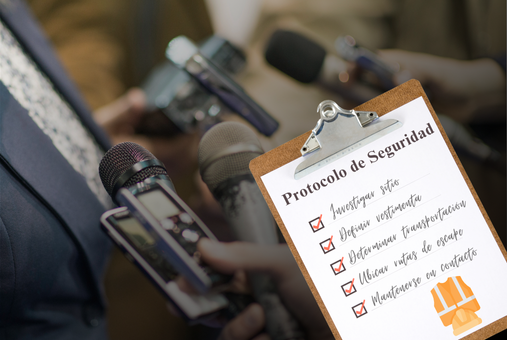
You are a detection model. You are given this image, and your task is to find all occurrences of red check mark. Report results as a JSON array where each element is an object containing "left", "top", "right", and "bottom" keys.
[
  {"left": 312, "top": 214, "right": 323, "bottom": 229},
  {"left": 345, "top": 278, "right": 355, "bottom": 294},
  {"left": 356, "top": 300, "right": 366, "bottom": 315},
  {"left": 334, "top": 257, "right": 344, "bottom": 272},
  {"left": 323, "top": 236, "right": 334, "bottom": 251}
]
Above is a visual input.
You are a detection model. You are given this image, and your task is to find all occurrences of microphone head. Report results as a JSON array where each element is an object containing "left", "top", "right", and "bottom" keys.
[
  {"left": 198, "top": 122, "right": 263, "bottom": 193},
  {"left": 265, "top": 29, "right": 326, "bottom": 83},
  {"left": 166, "top": 35, "right": 199, "bottom": 67},
  {"left": 99, "top": 142, "right": 168, "bottom": 197}
]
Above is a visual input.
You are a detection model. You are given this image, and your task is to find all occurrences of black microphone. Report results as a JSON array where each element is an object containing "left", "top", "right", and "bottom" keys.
[
  {"left": 198, "top": 122, "right": 305, "bottom": 340},
  {"left": 265, "top": 29, "right": 383, "bottom": 103}
]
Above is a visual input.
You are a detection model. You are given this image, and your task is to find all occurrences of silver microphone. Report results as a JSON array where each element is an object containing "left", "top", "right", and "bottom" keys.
[{"left": 198, "top": 122, "right": 305, "bottom": 340}]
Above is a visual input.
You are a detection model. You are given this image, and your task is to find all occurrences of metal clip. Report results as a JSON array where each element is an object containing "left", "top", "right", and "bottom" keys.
[{"left": 295, "top": 100, "right": 402, "bottom": 179}]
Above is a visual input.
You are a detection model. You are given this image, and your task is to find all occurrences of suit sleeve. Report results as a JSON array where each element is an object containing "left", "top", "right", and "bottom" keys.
[{"left": 0, "top": 214, "right": 16, "bottom": 319}]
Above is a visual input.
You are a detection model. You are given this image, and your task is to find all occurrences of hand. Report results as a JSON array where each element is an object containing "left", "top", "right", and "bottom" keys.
[
  {"left": 93, "top": 88, "right": 200, "bottom": 177},
  {"left": 198, "top": 239, "right": 334, "bottom": 340},
  {"left": 93, "top": 87, "right": 146, "bottom": 136},
  {"left": 378, "top": 50, "right": 506, "bottom": 123}
]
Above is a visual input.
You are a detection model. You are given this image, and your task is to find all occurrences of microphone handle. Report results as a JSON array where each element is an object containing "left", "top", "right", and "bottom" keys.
[
  {"left": 250, "top": 273, "right": 306, "bottom": 340},
  {"left": 215, "top": 176, "right": 306, "bottom": 340},
  {"left": 185, "top": 53, "right": 279, "bottom": 136}
]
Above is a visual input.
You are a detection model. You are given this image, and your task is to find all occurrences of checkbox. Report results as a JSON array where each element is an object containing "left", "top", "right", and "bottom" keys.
[
  {"left": 319, "top": 236, "right": 335, "bottom": 254},
  {"left": 309, "top": 214, "right": 325, "bottom": 233},
  {"left": 352, "top": 300, "right": 367, "bottom": 318},
  {"left": 330, "top": 257, "right": 345, "bottom": 275},
  {"left": 341, "top": 279, "right": 356, "bottom": 297}
]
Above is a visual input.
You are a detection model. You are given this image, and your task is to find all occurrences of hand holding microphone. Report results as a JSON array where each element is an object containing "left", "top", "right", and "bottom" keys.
[
  {"left": 99, "top": 142, "right": 255, "bottom": 320},
  {"left": 198, "top": 239, "right": 334, "bottom": 340},
  {"left": 98, "top": 129, "right": 332, "bottom": 338},
  {"left": 378, "top": 50, "right": 506, "bottom": 123}
]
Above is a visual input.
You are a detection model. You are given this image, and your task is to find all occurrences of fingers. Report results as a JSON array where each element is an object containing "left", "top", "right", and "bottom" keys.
[
  {"left": 218, "top": 303, "right": 268, "bottom": 340},
  {"left": 174, "top": 275, "right": 200, "bottom": 295},
  {"left": 198, "top": 239, "right": 297, "bottom": 280},
  {"left": 377, "top": 49, "right": 428, "bottom": 85}
]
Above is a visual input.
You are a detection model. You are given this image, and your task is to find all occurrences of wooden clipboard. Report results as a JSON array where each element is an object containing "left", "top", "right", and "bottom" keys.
[{"left": 249, "top": 79, "right": 507, "bottom": 340}]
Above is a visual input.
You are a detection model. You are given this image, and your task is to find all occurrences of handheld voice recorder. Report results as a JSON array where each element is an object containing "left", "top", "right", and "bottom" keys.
[
  {"left": 99, "top": 142, "right": 249, "bottom": 322},
  {"left": 100, "top": 206, "right": 235, "bottom": 321}
]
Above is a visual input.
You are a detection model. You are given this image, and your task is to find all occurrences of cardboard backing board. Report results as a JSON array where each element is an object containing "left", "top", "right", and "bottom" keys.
[{"left": 249, "top": 79, "right": 507, "bottom": 340}]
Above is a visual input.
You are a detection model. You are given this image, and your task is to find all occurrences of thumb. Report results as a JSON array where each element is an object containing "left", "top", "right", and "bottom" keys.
[{"left": 94, "top": 88, "right": 146, "bottom": 131}]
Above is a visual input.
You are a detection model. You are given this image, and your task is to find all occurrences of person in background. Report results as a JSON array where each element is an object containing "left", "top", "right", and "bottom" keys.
[
  {"left": 24, "top": 1, "right": 220, "bottom": 339},
  {"left": 379, "top": 0, "right": 506, "bottom": 245},
  {"left": 0, "top": 1, "right": 213, "bottom": 339},
  {"left": 1, "top": 0, "right": 114, "bottom": 337},
  {"left": 381, "top": 0, "right": 505, "bottom": 124},
  {"left": 8, "top": 1, "right": 328, "bottom": 340}
]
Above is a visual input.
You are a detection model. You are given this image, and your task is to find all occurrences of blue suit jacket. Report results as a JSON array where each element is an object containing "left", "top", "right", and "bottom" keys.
[{"left": 0, "top": 1, "right": 113, "bottom": 339}]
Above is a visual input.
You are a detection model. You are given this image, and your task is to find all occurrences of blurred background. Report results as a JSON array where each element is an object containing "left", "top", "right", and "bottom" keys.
[{"left": 26, "top": 0, "right": 505, "bottom": 339}]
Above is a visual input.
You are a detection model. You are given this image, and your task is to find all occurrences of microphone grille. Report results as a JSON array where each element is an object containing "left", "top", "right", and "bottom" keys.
[
  {"left": 198, "top": 122, "right": 263, "bottom": 193},
  {"left": 99, "top": 142, "right": 168, "bottom": 196}
]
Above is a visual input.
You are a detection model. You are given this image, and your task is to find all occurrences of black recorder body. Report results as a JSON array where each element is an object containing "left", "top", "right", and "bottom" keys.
[
  {"left": 139, "top": 35, "right": 247, "bottom": 135},
  {"left": 98, "top": 143, "right": 247, "bottom": 322}
]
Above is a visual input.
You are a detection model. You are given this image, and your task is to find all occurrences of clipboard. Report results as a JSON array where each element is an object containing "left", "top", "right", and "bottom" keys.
[{"left": 249, "top": 80, "right": 507, "bottom": 340}]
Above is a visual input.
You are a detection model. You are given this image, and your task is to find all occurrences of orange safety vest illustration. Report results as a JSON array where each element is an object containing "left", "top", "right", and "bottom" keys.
[{"left": 431, "top": 276, "right": 482, "bottom": 336}]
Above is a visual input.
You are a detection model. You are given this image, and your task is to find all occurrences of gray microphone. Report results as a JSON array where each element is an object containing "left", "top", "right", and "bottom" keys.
[{"left": 198, "top": 122, "right": 305, "bottom": 340}]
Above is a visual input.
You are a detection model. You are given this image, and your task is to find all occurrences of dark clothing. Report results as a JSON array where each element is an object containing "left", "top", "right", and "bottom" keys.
[{"left": 0, "top": 1, "right": 112, "bottom": 339}]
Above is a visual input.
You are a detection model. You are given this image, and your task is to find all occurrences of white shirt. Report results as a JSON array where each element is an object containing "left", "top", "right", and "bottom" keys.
[{"left": 0, "top": 19, "right": 110, "bottom": 208}]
